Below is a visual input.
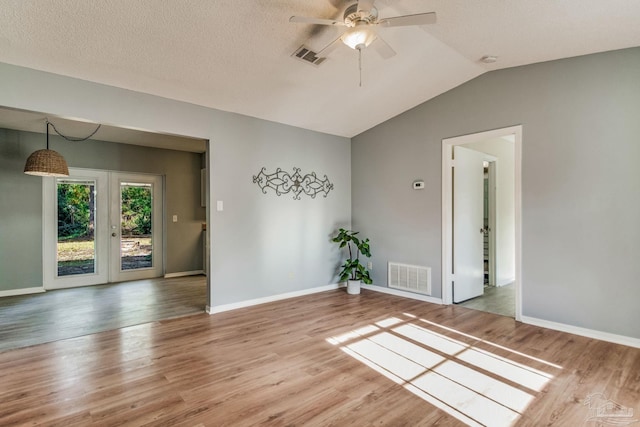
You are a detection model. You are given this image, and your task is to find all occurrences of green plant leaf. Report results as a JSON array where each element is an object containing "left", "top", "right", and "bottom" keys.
[{"left": 333, "top": 228, "right": 373, "bottom": 284}]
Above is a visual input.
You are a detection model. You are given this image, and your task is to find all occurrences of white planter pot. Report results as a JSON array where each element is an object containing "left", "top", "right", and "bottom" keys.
[{"left": 347, "top": 280, "right": 361, "bottom": 295}]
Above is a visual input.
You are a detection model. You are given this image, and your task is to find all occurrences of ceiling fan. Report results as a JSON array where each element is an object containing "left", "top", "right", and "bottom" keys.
[{"left": 290, "top": 0, "right": 437, "bottom": 66}]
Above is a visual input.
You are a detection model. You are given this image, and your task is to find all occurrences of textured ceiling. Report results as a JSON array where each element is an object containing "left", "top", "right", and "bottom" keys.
[{"left": 0, "top": 0, "right": 639, "bottom": 138}]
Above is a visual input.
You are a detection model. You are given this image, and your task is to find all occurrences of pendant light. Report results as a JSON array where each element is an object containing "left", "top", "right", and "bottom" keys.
[
  {"left": 24, "top": 120, "right": 69, "bottom": 177},
  {"left": 24, "top": 119, "right": 101, "bottom": 177}
]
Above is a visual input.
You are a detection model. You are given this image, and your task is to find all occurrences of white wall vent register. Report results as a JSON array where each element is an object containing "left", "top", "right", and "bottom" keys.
[{"left": 388, "top": 262, "right": 431, "bottom": 295}]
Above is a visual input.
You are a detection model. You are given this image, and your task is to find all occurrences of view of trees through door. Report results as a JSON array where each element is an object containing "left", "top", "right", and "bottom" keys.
[
  {"left": 119, "top": 183, "right": 153, "bottom": 270},
  {"left": 55, "top": 176, "right": 156, "bottom": 280},
  {"left": 57, "top": 180, "right": 96, "bottom": 276}
]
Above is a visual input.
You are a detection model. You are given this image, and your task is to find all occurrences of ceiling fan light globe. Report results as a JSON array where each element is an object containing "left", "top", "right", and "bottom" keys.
[{"left": 341, "top": 26, "right": 376, "bottom": 50}]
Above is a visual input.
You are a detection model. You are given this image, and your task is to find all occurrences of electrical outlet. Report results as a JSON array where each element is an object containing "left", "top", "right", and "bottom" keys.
[
  {"left": 367, "top": 262, "right": 372, "bottom": 269},
  {"left": 172, "top": 215, "right": 178, "bottom": 222}
]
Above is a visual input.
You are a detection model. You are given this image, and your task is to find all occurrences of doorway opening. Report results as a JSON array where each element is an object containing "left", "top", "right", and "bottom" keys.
[{"left": 441, "top": 126, "right": 522, "bottom": 319}]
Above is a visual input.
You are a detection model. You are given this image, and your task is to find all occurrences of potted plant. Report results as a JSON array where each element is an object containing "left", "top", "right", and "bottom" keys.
[{"left": 332, "top": 228, "right": 372, "bottom": 295}]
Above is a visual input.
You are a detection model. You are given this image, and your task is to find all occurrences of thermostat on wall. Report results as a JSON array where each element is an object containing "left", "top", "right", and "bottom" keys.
[{"left": 413, "top": 180, "right": 425, "bottom": 190}]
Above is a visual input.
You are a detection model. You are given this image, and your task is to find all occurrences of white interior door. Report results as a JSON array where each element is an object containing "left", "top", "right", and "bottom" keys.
[
  {"left": 44, "top": 169, "right": 163, "bottom": 289},
  {"left": 453, "top": 146, "right": 485, "bottom": 302}
]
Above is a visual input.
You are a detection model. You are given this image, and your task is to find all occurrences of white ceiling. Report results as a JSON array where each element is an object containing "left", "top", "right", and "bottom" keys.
[{"left": 0, "top": 0, "right": 639, "bottom": 139}]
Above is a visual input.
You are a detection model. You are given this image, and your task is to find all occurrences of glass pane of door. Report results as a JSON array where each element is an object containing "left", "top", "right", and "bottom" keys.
[
  {"left": 56, "top": 180, "right": 96, "bottom": 276},
  {"left": 120, "top": 182, "right": 153, "bottom": 271}
]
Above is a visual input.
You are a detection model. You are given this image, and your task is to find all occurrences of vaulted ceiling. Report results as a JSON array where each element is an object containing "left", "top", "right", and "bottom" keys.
[{"left": 1, "top": 0, "right": 639, "bottom": 138}]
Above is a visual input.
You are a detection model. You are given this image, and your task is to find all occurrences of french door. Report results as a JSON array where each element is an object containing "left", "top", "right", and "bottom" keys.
[{"left": 43, "top": 168, "right": 163, "bottom": 289}]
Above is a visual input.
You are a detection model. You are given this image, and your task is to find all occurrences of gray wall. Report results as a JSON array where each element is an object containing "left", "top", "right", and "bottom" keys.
[
  {"left": 0, "top": 62, "right": 351, "bottom": 306},
  {"left": 0, "top": 128, "right": 205, "bottom": 291},
  {"left": 0, "top": 129, "right": 43, "bottom": 289},
  {"left": 352, "top": 47, "right": 640, "bottom": 339},
  {"left": 206, "top": 113, "right": 350, "bottom": 304}
]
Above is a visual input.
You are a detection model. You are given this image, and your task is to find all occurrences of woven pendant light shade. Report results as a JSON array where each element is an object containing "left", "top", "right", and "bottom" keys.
[
  {"left": 24, "top": 148, "right": 69, "bottom": 177},
  {"left": 24, "top": 120, "right": 72, "bottom": 177}
]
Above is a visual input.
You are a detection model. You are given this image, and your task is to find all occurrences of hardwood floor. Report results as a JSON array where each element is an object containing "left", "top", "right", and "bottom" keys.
[
  {"left": 0, "top": 288, "right": 638, "bottom": 426},
  {"left": 0, "top": 276, "right": 206, "bottom": 352}
]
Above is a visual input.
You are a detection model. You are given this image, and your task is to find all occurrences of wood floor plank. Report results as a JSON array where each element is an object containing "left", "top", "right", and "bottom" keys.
[{"left": 0, "top": 288, "right": 638, "bottom": 426}]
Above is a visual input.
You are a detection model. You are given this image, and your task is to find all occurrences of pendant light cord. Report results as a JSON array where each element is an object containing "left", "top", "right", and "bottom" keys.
[{"left": 46, "top": 119, "right": 101, "bottom": 142}]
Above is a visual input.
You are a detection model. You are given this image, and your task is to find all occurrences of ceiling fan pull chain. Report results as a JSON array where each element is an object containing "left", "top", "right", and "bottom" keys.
[{"left": 359, "top": 47, "right": 362, "bottom": 87}]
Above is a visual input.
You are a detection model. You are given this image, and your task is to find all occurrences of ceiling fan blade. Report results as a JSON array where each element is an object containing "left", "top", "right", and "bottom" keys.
[
  {"left": 357, "top": 0, "right": 376, "bottom": 13},
  {"left": 317, "top": 36, "right": 344, "bottom": 57},
  {"left": 289, "top": 16, "right": 345, "bottom": 26},
  {"left": 371, "top": 36, "right": 396, "bottom": 59},
  {"left": 378, "top": 12, "right": 437, "bottom": 27}
]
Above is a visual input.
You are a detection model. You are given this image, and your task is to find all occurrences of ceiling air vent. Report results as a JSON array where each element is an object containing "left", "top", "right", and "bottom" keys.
[{"left": 291, "top": 46, "right": 326, "bottom": 66}]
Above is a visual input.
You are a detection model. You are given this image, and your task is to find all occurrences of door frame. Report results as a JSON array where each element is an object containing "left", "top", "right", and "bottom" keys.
[
  {"left": 441, "top": 125, "right": 522, "bottom": 320},
  {"left": 43, "top": 168, "right": 164, "bottom": 289}
]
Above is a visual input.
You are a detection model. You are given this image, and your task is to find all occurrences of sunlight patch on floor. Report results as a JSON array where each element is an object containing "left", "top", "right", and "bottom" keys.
[
  {"left": 347, "top": 338, "right": 426, "bottom": 381},
  {"left": 375, "top": 317, "right": 404, "bottom": 328},
  {"left": 326, "top": 325, "right": 380, "bottom": 345},
  {"left": 456, "top": 347, "right": 551, "bottom": 392},
  {"left": 412, "top": 370, "right": 520, "bottom": 426},
  {"left": 327, "top": 313, "right": 562, "bottom": 427},
  {"left": 393, "top": 323, "right": 467, "bottom": 356},
  {"left": 368, "top": 332, "right": 445, "bottom": 369},
  {"left": 393, "top": 323, "right": 551, "bottom": 391},
  {"left": 432, "top": 360, "right": 534, "bottom": 412},
  {"left": 417, "top": 317, "right": 564, "bottom": 369}
]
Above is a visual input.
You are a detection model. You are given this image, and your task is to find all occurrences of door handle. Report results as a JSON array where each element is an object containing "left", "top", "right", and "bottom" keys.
[{"left": 111, "top": 232, "right": 117, "bottom": 237}]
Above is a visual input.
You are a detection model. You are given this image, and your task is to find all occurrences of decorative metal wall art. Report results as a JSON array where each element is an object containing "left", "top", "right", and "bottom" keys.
[{"left": 253, "top": 167, "right": 333, "bottom": 200}]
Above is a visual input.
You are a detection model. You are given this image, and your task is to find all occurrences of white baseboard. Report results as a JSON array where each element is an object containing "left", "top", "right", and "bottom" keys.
[
  {"left": 520, "top": 315, "right": 640, "bottom": 349},
  {"left": 361, "top": 284, "right": 443, "bottom": 305},
  {"left": 0, "top": 287, "right": 45, "bottom": 298},
  {"left": 164, "top": 270, "right": 205, "bottom": 278},
  {"left": 204, "top": 281, "right": 639, "bottom": 349},
  {"left": 206, "top": 284, "right": 342, "bottom": 314}
]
